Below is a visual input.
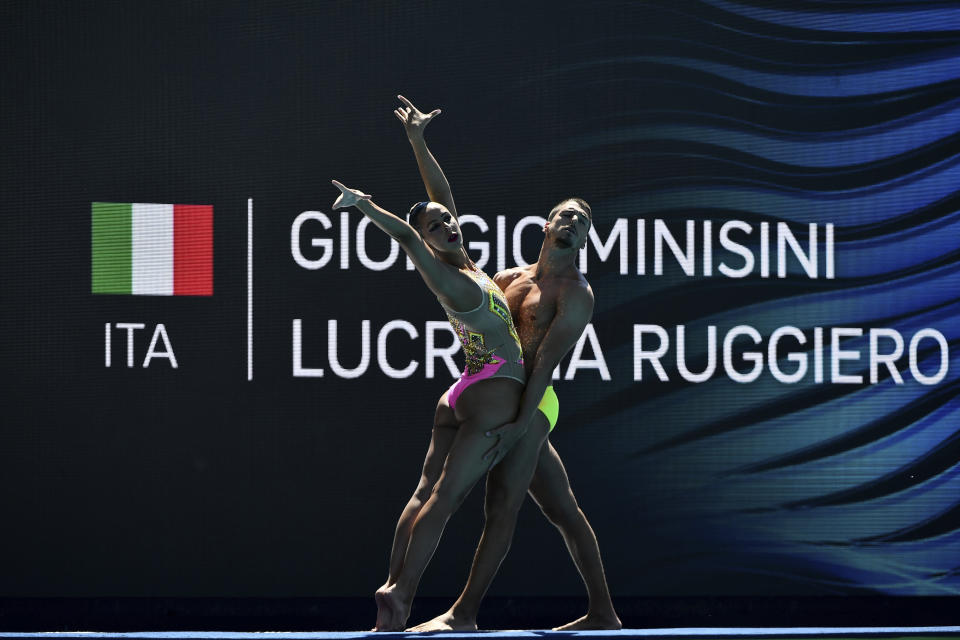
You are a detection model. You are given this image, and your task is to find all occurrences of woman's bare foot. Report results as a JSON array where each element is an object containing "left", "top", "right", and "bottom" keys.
[
  {"left": 407, "top": 608, "right": 478, "bottom": 632},
  {"left": 375, "top": 583, "right": 412, "bottom": 631},
  {"left": 552, "top": 611, "right": 622, "bottom": 631},
  {"left": 373, "top": 582, "right": 392, "bottom": 631}
]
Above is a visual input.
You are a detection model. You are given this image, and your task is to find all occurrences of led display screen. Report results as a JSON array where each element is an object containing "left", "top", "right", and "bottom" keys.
[{"left": 3, "top": 0, "right": 959, "bottom": 599}]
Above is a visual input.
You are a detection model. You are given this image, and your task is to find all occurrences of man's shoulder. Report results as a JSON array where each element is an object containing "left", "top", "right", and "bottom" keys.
[
  {"left": 553, "top": 273, "right": 594, "bottom": 319},
  {"left": 493, "top": 266, "right": 528, "bottom": 288},
  {"left": 561, "top": 270, "right": 593, "bottom": 299}
]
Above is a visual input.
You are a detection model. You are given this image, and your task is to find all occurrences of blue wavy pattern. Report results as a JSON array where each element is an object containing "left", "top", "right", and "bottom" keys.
[
  {"left": 539, "top": 1, "right": 960, "bottom": 595},
  {"left": 704, "top": 1, "right": 960, "bottom": 33}
]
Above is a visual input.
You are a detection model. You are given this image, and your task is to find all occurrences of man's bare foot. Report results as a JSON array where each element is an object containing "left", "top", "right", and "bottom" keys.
[
  {"left": 552, "top": 612, "right": 622, "bottom": 631},
  {"left": 374, "top": 583, "right": 411, "bottom": 631},
  {"left": 406, "top": 608, "right": 478, "bottom": 632}
]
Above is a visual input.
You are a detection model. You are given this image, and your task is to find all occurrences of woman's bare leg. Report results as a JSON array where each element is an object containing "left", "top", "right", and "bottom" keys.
[
  {"left": 373, "top": 394, "right": 457, "bottom": 630},
  {"left": 385, "top": 396, "right": 457, "bottom": 582},
  {"left": 375, "top": 378, "right": 523, "bottom": 631}
]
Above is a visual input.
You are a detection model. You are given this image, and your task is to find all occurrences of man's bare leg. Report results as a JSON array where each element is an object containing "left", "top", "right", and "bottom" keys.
[
  {"left": 374, "top": 397, "right": 457, "bottom": 629},
  {"left": 407, "top": 415, "right": 552, "bottom": 632},
  {"left": 529, "top": 441, "right": 620, "bottom": 630}
]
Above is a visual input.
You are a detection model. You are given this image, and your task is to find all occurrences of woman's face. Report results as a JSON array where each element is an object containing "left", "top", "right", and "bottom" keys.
[{"left": 417, "top": 203, "right": 464, "bottom": 253}]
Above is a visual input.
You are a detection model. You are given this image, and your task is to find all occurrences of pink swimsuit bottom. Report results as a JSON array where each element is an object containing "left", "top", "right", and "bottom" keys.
[{"left": 447, "top": 356, "right": 524, "bottom": 411}]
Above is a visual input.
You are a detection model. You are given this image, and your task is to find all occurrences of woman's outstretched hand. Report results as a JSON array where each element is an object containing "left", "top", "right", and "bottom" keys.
[
  {"left": 394, "top": 95, "right": 440, "bottom": 139},
  {"left": 331, "top": 179, "right": 372, "bottom": 210}
]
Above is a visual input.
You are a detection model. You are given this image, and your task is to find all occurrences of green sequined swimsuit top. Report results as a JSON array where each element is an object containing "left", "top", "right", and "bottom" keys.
[{"left": 439, "top": 267, "right": 526, "bottom": 382}]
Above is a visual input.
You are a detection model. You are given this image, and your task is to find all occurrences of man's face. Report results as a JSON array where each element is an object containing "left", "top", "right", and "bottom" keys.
[
  {"left": 545, "top": 201, "right": 591, "bottom": 249},
  {"left": 417, "top": 203, "right": 464, "bottom": 253}
]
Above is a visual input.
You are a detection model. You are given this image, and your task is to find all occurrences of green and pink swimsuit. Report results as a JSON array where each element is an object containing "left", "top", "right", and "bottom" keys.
[{"left": 442, "top": 268, "right": 526, "bottom": 410}]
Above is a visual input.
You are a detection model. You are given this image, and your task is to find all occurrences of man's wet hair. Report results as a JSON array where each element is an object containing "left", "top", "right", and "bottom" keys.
[{"left": 548, "top": 198, "right": 592, "bottom": 224}]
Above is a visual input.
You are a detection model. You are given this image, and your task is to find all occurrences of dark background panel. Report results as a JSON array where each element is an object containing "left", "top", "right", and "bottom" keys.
[{"left": 3, "top": 0, "right": 960, "bottom": 611}]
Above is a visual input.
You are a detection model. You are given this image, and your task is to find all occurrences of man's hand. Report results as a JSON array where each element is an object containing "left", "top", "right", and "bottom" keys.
[
  {"left": 482, "top": 420, "right": 528, "bottom": 468},
  {"left": 394, "top": 95, "right": 440, "bottom": 139},
  {"left": 331, "top": 179, "right": 372, "bottom": 210}
]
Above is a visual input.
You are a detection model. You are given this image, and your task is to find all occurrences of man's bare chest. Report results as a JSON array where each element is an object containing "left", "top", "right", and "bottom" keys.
[{"left": 505, "top": 279, "right": 561, "bottom": 333}]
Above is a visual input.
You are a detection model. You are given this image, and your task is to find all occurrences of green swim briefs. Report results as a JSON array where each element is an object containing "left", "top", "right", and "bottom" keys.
[{"left": 537, "top": 385, "right": 559, "bottom": 432}]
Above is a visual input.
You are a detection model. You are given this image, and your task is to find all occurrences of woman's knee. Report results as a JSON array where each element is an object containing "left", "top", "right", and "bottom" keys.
[
  {"left": 412, "top": 483, "right": 433, "bottom": 505},
  {"left": 429, "top": 477, "right": 470, "bottom": 513},
  {"left": 416, "top": 464, "right": 445, "bottom": 500}
]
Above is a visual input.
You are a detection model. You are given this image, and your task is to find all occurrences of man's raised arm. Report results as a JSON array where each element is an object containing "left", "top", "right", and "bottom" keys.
[{"left": 394, "top": 95, "right": 459, "bottom": 219}]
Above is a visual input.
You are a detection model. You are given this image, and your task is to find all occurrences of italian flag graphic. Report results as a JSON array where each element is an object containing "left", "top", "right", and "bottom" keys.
[{"left": 91, "top": 202, "right": 213, "bottom": 296}]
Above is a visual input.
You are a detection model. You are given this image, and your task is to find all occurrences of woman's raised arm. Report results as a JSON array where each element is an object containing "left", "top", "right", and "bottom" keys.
[
  {"left": 394, "top": 95, "right": 458, "bottom": 220},
  {"left": 331, "top": 180, "right": 457, "bottom": 300}
]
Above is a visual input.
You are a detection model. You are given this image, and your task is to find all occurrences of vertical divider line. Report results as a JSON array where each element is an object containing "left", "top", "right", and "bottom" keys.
[{"left": 247, "top": 198, "right": 253, "bottom": 381}]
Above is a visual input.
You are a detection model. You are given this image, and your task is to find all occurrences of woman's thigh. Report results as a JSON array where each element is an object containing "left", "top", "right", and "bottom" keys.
[{"left": 430, "top": 378, "right": 524, "bottom": 505}]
